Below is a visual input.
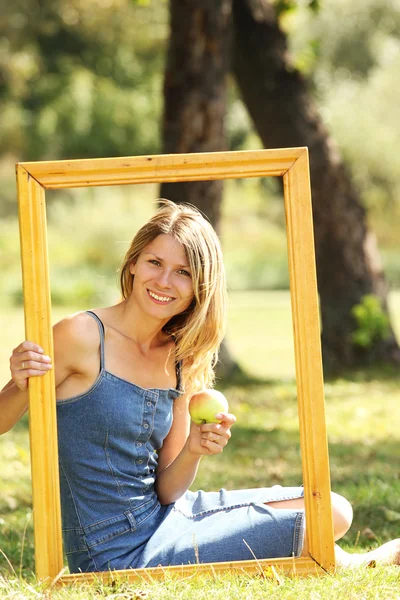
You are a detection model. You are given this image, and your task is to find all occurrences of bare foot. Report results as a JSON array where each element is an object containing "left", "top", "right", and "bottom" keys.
[{"left": 335, "top": 539, "right": 400, "bottom": 568}]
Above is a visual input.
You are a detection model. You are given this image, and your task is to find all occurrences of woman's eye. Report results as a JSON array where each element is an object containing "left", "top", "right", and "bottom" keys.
[
  {"left": 149, "top": 259, "right": 161, "bottom": 266},
  {"left": 178, "top": 269, "right": 191, "bottom": 277}
]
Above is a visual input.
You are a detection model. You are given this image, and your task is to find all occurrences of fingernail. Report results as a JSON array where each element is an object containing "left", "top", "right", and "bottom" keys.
[
  {"left": 215, "top": 413, "right": 223, "bottom": 419},
  {"left": 38, "top": 347, "right": 44, "bottom": 353}
]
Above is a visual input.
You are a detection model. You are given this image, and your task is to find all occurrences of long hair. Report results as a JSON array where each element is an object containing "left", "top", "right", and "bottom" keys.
[{"left": 119, "top": 199, "right": 227, "bottom": 396}]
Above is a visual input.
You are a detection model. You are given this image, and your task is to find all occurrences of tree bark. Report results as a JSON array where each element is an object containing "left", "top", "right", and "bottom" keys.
[
  {"left": 232, "top": 0, "right": 400, "bottom": 370},
  {"left": 160, "top": 0, "right": 232, "bottom": 232},
  {"left": 161, "top": 0, "right": 240, "bottom": 378}
]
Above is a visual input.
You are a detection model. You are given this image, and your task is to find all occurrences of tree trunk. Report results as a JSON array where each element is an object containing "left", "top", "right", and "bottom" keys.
[
  {"left": 232, "top": 0, "right": 400, "bottom": 370},
  {"left": 161, "top": 0, "right": 241, "bottom": 378},
  {"left": 160, "top": 0, "right": 232, "bottom": 230}
]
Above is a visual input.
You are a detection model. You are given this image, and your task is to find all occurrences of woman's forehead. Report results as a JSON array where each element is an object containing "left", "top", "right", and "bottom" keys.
[{"left": 143, "top": 234, "right": 189, "bottom": 261}]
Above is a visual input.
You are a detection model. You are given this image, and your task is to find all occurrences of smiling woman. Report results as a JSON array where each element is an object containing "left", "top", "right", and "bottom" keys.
[
  {"left": 129, "top": 234, "right": 195, "bottom": 320},
  {"left": 118, "top": 200, "right": 228, "bottom": 396},
  {"left": 1, "top": 199, "right": 400, "bottom": 575}
]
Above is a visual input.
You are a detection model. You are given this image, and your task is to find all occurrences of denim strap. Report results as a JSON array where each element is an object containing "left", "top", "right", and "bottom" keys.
[{"left": 86, "top": 310, "right": 105, "bottom": 370}]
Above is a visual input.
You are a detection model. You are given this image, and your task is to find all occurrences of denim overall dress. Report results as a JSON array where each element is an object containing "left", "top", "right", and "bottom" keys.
[{"left": 57, "top": 311, "right": 305, "bottom": 573}]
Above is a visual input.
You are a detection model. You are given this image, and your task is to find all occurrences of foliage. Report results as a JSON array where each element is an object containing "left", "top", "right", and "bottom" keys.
[
  {"left": 233, "top": 0, "right": 400, "bottom": 266},
  {"left": 1, "top": 0, "right": 400, "bottom": 290},
  {"left": 0, "top": 0, "right": 167, "bottom": 215},
  {"left": 284, "top": 0, "right": 400, "bottom": 237},
  {"left": 272, "top": 0, "right": 321, "bottom": 18},
  {"left": 351, "top": 295, "right": 390, "bottom": 349},
  {"left": 287, "top": 0, "right": 400, "bottom": 77}
]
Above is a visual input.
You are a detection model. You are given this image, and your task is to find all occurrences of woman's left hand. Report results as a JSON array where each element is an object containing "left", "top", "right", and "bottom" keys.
[{"left": 188, "top": 413, "right": 236, "bottom": 456}]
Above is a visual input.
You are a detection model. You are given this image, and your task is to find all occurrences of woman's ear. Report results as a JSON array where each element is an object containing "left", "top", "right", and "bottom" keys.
[{"left": 129, "top": 262, "right": 136, "bottom": 275}]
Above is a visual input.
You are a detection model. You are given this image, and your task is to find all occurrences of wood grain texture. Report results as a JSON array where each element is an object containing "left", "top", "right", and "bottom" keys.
[
  {"left": 16, "top": 164, "right": 63, "bottom": 580},
  {"left": 58, "top": 556, "right": 323, "bottom": 585},
  {"left": 283, "top": 150, "right": 335, "bottom": 573},
  {"left": 18, "top": 148, "right": 304, "bottom": 188}
]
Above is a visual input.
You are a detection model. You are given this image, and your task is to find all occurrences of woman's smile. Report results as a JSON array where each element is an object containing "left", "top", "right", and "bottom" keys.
[
  {"left": 147, "top": 289, "right": 176, "bottom": 304},
  {"left": 130, "top": 234, "right": 195, "bottom": 318}
]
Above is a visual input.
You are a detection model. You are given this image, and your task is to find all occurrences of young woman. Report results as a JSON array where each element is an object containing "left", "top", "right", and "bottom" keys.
[{"left": 1, "top": 200, "right": 399, "bottom": 572}]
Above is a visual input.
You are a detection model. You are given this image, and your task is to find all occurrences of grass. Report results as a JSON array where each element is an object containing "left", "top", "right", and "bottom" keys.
[
  {"left": 1, "top": 292, "right": 400, "bottom": 597},
  {"left": 2, "top": 567, "right": 400, "bottom": 600}
]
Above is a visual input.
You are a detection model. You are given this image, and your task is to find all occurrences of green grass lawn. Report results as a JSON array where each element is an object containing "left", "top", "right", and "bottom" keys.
[{"left": 1, "top": 292, "right": 400, "bottom": 598}]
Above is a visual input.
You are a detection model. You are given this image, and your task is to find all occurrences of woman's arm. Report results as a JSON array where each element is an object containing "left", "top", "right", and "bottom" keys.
[
  {"left": 0, "top": 382, "right": 30, "bottom": 434},
  {"left": 0, "top": 342, "right": 52, "bottom": 434},
  {"left": 155, "top": 393, "right": 200, "bottom": 504},
  {"left": 155, "top": 393, "right": 236, "bottom": 505},
  {"left": 0, "top": 313, "right": 99, "bottom": 435}
]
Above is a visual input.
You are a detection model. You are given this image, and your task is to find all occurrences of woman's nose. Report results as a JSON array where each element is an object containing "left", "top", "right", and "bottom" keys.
[{"left": 156, "top": 269, "right": 172, "bottom": 288}]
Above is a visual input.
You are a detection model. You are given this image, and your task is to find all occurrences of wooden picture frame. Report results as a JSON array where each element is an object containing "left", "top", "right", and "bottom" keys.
[{"left": 15, "top": 148, "right": 335, "bottom": 584}]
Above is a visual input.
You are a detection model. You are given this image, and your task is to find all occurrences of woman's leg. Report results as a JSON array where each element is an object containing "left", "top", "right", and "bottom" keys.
[
  {"left": 334, "top": 540, "right": 400, "bottom": 567},
  {"left": 266, "top": 491, "right": 353, "bottom": 541},
  {"left": 266, "top": 492, "right": 400, "bottom": 567}
]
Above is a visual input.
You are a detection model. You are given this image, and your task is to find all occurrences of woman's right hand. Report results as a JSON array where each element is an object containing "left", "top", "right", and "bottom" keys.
[{"left": 10, "top": 342, "right": 52, "bottom": 392}]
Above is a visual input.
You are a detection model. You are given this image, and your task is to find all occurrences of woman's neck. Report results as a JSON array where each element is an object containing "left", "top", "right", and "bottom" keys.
[{"left": 107, "top": 298, "right": 171, "bottom": 353}]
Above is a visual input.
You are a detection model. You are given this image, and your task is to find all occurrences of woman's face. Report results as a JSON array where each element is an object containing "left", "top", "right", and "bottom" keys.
[{"left": 129, "top": 234, "right": 195, "bottom": 321}]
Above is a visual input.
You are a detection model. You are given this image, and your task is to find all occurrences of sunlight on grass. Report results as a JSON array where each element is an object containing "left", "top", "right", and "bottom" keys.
[
  {"left": 1, "top": 564, "right": 400, "bottom": 599},
  {"left": 227, "top": 290, "right": 296, "bottom": 381}
]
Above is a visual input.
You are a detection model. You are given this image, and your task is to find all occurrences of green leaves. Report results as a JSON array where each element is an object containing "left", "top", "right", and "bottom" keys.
[
  {"left": 272, "top": 0, "right": 320, "bottom": 18},
  {"left": 351, "top": 295, "right": 390, "bottom": 349}
]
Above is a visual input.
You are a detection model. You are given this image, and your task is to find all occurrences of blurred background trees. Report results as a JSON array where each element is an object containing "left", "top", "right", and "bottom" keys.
[
  {"left": 1, "top": 0, "right": 400, "bottom": 371},
  {"left": 231, "top": 0, "right": 400, "bottom": 367}
]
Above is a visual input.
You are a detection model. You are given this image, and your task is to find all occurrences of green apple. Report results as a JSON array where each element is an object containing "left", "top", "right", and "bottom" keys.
[{"left": 189, "top": 389, "right": 229, "bottom": 424}]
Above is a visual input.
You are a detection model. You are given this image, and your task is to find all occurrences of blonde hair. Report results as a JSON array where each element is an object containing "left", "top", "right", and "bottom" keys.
[{"left": 119, "top": 199, "right": 227, "bottom": 396}]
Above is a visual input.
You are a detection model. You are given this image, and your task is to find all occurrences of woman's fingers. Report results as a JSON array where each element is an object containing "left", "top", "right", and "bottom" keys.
[
  {"left": 20, "top": 360, "right": 53, "bottom": 374},
  {"left": 203, "top": 428, "right": 230, "bottom": 444},
  {"left": 12, "top": 345, "right": 52, "bottom": 368},
  {"left": 201, "top": 438, "right": 223, "bottom": 454},
  {"left": 18, "top": 353, "right": 52, "bottom": 370},
  {"left": 199, "top": 417, "right": 236, "bottom": 453},
  {"left": 200, "top": 414, "right": 236, "bottom": 439},
  {"left": 216, "top": 412, "right": 237, "bottom": 427},
  {"left": 188, "top": 412, "right": 236, "bottom": 456},
  {"left": 13, "top": 341, "right": 44, "bottom": 355},
  {"left": 10, "top": 341, "right": 52, "bottom": 391}
]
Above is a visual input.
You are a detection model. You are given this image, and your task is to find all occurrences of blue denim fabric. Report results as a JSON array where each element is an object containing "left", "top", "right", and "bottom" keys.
[
  {"left": 57, "top": 311, "right": 305, "bottom": 573},
  {"left": 137, "top": 487, "right": 305, "bottom": 568}
]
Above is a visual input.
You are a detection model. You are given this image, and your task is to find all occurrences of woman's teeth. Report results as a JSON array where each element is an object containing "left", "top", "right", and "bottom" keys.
[{"left": 148, "top": 290, "right": 173, "bottom": 302}]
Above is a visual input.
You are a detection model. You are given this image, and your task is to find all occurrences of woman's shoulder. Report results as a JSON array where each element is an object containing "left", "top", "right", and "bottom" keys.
[{"left": 53, "top": 310, "right": 101, "bottom": 353}]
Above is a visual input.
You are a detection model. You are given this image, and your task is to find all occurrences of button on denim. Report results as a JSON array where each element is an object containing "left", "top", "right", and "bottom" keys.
[{"left": 57, "top": 311, "right": 305, "bottom": 573}]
